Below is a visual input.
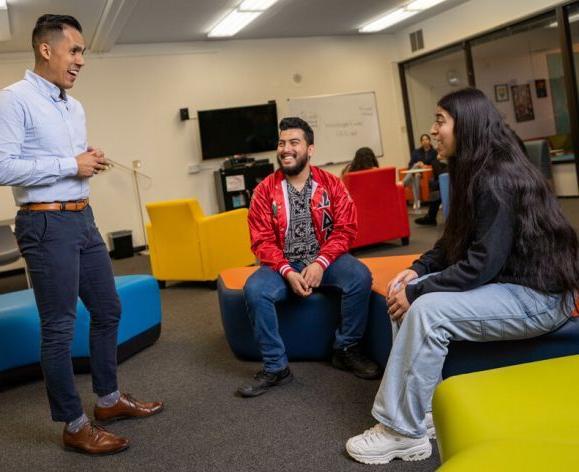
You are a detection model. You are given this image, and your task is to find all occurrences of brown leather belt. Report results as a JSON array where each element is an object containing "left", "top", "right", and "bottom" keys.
[{"left": 20, "top": 199, "right": 89, "bottom": 212}]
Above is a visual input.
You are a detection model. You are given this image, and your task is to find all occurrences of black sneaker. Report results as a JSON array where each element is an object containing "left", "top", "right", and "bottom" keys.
[
  {"left": 415, "top": 216, "right": 437, "bottom": 226},
  {"left": 332, "top": 345, "right": 381, "bottom": 379},
  {"left": 237, "top": 367, "right": 293, "bottom": 398}
]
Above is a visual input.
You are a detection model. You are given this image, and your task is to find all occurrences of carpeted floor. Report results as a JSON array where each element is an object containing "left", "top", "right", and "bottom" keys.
[{"left": 0, "top": 199, "right": 577, "bottom": 471}]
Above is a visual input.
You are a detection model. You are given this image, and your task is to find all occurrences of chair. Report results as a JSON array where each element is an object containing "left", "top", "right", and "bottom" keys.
[
  {"left": 434, "top": 355, "right": 579, "bottom": 470},
  {"left": 146, "top": 198, "right": 255, "bottom": 285},
  {"left": 398, "top": 165, "right": 432, "bottom": 204},
  {"left": 0, "top": 225, "right": 30, "bottom": 287},
  {"left": 342, "top": 167, "right": 410, "bottom": 248},
  {"left": 439, "top": 173, "right": 450, "bottom": 219},
  {"left": 0, "top": 225, "right": 20, "bottom": 266},
  {"left": 524, "top": 139, "right": 554, "bottom": 184}
]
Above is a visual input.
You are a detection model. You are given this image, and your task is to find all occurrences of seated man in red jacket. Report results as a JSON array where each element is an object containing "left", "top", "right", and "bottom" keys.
[{"left": 238, "top": 117, "right": 379, "bottom": 398}]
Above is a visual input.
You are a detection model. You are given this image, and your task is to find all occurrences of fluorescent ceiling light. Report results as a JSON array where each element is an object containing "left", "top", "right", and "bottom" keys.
[
  {"left": 0, "top": 0, "right": 10, "bottom": 42},
  {"left": 359, "top": 9, "right": 417, "bottom": 33},
  {"left": 208, "top": 9, "right": 261, "bottom": 37},
  {"left": 239, "top": 0, "right": 278, "bottom": 11},
  {"left": 406, "top": 0, "right": 446, "bottom": 11},
  {"left": 359, "top": 0, "right": 449, "bottom": 33}
]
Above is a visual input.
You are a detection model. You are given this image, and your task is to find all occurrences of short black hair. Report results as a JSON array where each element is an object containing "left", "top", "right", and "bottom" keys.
[
  {"left": 279, "top": 117, "right": 314, "bottom": 145},
  {"left": 32, "top": 14, "right": 82, "bottom": 49}
]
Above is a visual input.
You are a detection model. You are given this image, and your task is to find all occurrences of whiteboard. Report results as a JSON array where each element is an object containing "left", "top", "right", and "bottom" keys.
[{"left": 286, "top": 91, "right": 383, "bottom": 167}]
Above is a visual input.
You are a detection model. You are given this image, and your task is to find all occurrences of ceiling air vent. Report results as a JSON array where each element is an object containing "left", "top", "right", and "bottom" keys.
[{"left": 410, "top": 29, "right": 424, "bottom": 52}]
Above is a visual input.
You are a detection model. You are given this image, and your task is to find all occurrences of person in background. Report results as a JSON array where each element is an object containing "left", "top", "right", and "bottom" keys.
[
  {"left": 341, "top": 147, "right": 379, "bottom": 177},
  {"left": 0, "top": 15, "right": 163, "bottom": 455},
  {"left": 403, "top": 134, "right": 437, "bottom": 210},
  {"left": 346, "top": 88, "right": 579, "bottom": 465},
  {"left": 238, "top": 117, "right": 380, "bottom": 398},
  {"left": 414, "top": 153, "right": 448, "bottom": 226}
]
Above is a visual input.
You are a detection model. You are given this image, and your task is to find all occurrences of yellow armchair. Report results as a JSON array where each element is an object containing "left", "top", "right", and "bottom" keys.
[{"left": 145, "top": 199, "right": 255, "bottom": 285}]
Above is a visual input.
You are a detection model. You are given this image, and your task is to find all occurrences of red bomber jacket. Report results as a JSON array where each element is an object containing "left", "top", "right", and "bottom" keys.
[{"left": 248, "top": 165, "right": 358, "bottom": 278}]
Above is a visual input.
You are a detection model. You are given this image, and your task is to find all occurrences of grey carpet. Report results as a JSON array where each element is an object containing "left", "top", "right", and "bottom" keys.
[{"left": 0, "top": 199, "right": 577, "bottom": 471}]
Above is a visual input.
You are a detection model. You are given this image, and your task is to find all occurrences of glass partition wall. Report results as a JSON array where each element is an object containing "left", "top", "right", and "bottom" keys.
[{"left": 400, "top": 4, "right": 579, "bottom": 196}]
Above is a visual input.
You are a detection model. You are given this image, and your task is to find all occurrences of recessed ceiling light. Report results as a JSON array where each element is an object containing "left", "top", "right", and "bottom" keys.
[
  {"left": 359, "top": 0, "right": 449, "bottom": 33},
  {"left": 359, "top": 9, "right": 418, "bottom": 33},
  {"left": 406, "top": 0, "right": 446, "bottom": 11},
  {"left": 208, "top": 9, "right": 261, "bottom": 38},
  {"left": 239, "top": 0, "right": 279, "bottom": 11}
]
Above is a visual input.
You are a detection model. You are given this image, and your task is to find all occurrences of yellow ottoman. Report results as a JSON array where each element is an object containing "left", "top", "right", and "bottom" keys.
[{"left": 433, "top": 355, "right": 579, "bottom": 471}]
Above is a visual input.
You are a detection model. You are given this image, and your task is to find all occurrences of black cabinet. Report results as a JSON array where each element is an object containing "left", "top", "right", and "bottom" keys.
[{"left": 214, "top": 162, "right": 274, "bottom": 212}]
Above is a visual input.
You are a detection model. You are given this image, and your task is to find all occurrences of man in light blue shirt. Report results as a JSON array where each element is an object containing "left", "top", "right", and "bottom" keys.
[{"left": 0, "top": 14, "right": 163, "bottom": 455}]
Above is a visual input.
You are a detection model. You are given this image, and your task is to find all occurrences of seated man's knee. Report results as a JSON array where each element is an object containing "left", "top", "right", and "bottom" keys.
[{"left": 244, "top": 268, "right": 280, "bottom": 304}]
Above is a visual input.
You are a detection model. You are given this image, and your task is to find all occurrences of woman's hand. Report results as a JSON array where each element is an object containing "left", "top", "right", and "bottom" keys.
[
  {"left": 386, "top": 269, "right": 418, "bottom": 297},
  {"left": 387, "top": 288, "right": 410, "bottom": 322},
  {"left": 385, "top": 269, "right": 417, "bottom": 322}
]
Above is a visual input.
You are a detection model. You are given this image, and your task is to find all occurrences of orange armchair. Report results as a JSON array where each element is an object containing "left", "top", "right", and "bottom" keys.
[
  {"left": 343, "top": 167, "right": 410, "bottom": 249},
  {"left": 398, "top": 165, "right": 433, "bottom": 203}
]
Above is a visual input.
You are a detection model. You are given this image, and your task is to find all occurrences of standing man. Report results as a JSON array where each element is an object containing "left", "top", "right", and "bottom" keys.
[
  {"left": 238, "top": 117, "right": 379, "bottom": 398},
  {"left": 0, "top": 15, "right": 163, "bottom": 455}
]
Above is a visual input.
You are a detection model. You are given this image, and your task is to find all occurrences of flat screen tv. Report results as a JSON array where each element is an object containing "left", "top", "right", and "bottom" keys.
[{"left": 198, "top": 102, "right": 278, "bottom": 160}]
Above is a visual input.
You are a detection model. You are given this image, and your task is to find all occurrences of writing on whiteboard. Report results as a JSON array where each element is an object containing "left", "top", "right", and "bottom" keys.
[{"left": 287, "top": 92, "right": 383, "bottom": 166}]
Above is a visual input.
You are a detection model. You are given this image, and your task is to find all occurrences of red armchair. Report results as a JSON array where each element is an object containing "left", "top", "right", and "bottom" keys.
[{"left": 343, "top": 167, "right": 410, "bottom": 249}]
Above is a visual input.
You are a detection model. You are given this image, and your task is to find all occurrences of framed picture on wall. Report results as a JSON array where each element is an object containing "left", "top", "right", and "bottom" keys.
[
  {"left": 511, "top": 84, "right": 535, "bottom": 122},
  {"left": 535, "top": 79, "right": 548, "bottom": 98},
  {"left": 494, "top": 84, "right": 509, "bottom": 102}
]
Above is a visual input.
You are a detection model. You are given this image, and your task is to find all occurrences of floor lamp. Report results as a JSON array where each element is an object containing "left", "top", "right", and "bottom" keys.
[{"left": 107, "top": 159, "right": 152, "bottom": 250}]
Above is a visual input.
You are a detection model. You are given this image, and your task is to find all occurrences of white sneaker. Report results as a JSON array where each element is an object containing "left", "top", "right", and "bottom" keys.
[
  {"left": 425, "top": 412, "right": 436, "bottom": 439},
  {"left": 346, "top": 423, "right": 432, "bottom": 465}
]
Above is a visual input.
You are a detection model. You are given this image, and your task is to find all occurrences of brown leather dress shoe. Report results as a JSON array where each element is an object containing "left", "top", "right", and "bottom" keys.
[
  {"left": 63, "top": 422, "right": 129, "bottom": 455},
  {"left": 94, "top": 393, "right": 164, "bottom": 423}
]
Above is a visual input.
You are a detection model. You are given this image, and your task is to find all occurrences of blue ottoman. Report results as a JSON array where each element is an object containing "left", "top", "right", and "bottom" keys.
[
  {"left": 218, "top": 267, "right": 341, "bottom": 360},
  {"left": 442, "top": 317, "right": 579, "bottom": 378},
  {"left": 0, "top": 274, "right": 162, "bottom": 389}
]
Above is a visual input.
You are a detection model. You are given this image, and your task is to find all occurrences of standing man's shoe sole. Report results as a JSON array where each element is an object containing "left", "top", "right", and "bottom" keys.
[{"left": 64, "top": 443, "right": 130, "bottom": 456}]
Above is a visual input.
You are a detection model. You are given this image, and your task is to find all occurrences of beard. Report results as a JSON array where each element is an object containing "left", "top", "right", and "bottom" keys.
[{"left": 277, "top": 152, "right": 309, "bottom": 176}]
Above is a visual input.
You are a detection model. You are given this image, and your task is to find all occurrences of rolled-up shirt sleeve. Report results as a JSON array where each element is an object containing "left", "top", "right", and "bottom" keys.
[
  {"left": 0, "top": 90, "right": 77, "bottom": 187},
  {"left": 406, "top": 189, "right": 515, "bottom": 303}
]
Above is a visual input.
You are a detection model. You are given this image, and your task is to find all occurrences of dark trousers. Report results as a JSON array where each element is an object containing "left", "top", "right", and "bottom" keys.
[{"left": 15, "top": 206, "right": 121, "bottom": 422}]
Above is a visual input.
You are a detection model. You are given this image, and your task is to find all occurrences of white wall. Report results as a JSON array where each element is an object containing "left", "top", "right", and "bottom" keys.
[{"left": 0, "top": 35, "right": 408, "bottom": 246}]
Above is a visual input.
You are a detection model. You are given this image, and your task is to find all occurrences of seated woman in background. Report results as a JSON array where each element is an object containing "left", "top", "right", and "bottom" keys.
[
  {"left": 403, "top": 134, "right": 437, "bottom": 210},
  {"left": 414, "top": 153, "right": 448, "bottom": 226},
  {"left": 346, "top": 87, "right": 579, "bottom": 465},
  {"left": 341, "top": 147, "right": 379, "bottom": 177}
]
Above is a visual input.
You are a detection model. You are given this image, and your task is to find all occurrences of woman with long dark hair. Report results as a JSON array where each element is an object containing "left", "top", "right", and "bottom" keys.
[
  {"left": 346, "top": 88, "right": 579, "bottom": 465},
  {"left": 341, "top": 147, "right": 379, "bottom": 177}
]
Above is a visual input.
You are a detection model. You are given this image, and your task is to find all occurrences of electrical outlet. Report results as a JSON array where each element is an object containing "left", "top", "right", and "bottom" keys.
[{"left": 187, "top": 163, "right": 201, "bottom": 174}]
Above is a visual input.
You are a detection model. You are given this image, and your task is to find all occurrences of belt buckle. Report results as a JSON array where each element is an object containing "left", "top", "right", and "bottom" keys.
[{"left": 60, "top": 202, "right": 66, "bottom": 211}]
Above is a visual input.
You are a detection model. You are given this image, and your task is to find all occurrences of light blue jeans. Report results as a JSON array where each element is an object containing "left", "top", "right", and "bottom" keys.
[
  {"left": 372, "top": 273, "right": 571, "bottom": 438},
  {"left": 402, "top": 164, "right": 422, "bottom": 203}
]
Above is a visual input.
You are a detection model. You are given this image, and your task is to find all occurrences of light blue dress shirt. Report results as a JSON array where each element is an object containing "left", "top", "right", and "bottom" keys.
[{"left": 0, "top": 70, "right": 88, "bottom": 205}]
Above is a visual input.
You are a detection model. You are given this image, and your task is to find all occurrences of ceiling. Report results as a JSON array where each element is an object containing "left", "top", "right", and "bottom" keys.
[{"left": 0, "top": 0, "right": 468, "bottom": 54}]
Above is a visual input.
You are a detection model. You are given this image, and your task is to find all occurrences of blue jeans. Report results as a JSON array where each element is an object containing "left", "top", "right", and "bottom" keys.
[
  {"left": 243, "top": 254, "right": 372, "bottom": 373},
  {"left": 372, "top": 273, "right": 571, "bottom": 438},
  {"left": 15, "top": 206, "right": 121, "bottom": 422}
]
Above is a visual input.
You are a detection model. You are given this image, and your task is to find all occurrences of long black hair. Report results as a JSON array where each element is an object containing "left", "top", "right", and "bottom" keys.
[
  {"left": 438, "top": 88, "right": 579, "bottom": 302},
  {"left": 349, "top": 147, "right": 379, "bottom": 172}
]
